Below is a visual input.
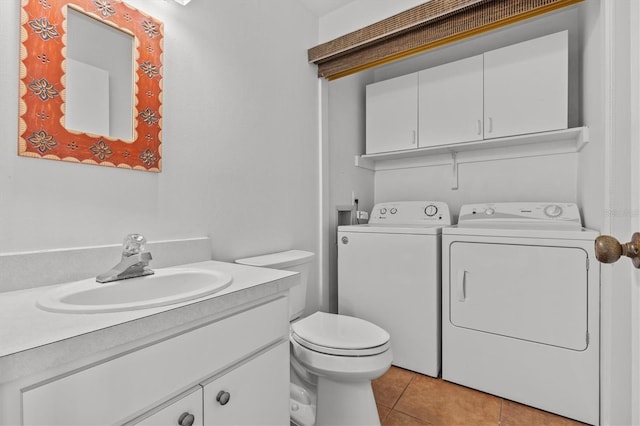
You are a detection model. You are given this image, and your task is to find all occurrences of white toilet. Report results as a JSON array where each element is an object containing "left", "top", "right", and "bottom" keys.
[{"left": 235, "top": 250, "right": 392, "bottom": 426}]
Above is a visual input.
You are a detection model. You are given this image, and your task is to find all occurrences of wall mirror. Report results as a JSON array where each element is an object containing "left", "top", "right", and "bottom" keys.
[{"left": 19, "top": 0, "right": 164, "bottom": 172}]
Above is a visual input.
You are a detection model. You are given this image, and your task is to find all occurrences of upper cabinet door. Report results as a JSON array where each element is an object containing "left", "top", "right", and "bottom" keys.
[
  {"left": 366, "top": 73, "right": 418, "bottom": 154},
  {"left": 418, "top": 55, "right": 484, "bottom": 148},
  {"left": 483, "top": 31, "right": 568, "bottom": 139}
]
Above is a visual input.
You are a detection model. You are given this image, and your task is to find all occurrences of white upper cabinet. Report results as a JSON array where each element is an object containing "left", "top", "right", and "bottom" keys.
[
  {"left": 483, "top": 31, "right": 568, "bottom": 139},
  {"left": 365, "top": 31, "right": 570, "bottom": 156},
  {"left": 418, "top": 55, "right": 484, "bottom": 148},
  {"left": 366, "top": 72, "right": 418, "bottom": 154}
]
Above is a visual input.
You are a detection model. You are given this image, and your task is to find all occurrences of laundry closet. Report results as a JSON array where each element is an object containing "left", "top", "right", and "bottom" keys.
[{"left": 323, "top": 1, "right": 610, "bottom": 424}]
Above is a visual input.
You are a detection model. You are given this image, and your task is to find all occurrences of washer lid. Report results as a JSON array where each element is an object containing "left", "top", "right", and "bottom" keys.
[{"left": 291, "top": 312, "right": 390, "bottom": 356}]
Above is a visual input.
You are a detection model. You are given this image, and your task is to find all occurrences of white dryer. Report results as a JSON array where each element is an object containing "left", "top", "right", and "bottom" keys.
[
  {"left": 338, "top": 201, "right": 451, "bottom": 377},
  {"left": 442, "top": 202, "right": 600, "bottom": 425}
]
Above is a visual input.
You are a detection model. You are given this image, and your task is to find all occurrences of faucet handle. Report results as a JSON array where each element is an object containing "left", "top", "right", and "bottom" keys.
[{"left": 122, "top": 234, "right": 147, "bottom": 257}]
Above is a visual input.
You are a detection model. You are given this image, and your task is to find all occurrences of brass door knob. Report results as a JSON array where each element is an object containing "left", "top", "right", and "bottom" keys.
[{"left": 594, "top": 233, "right": 640, "bottom": 268}]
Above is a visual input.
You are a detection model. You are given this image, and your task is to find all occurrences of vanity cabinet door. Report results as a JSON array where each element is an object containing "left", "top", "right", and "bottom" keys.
[
  {"left": 135, "top": 388, "right": 203, "bottom": 426},
  {"left": 418, "top": 55, "right": 484, "bottom": 147},
  {"left": 366, "top": 72, "right": 418, "bottom": 154},
  {"left": 483, "top": 31, "right": 568, "bottom": 139},
  {"left": 202, "top": 341, "right": 289, "bottom": 425}
]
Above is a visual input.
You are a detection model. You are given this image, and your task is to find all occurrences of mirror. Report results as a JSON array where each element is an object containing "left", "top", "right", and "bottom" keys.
[
  {"left": 19, "top": 0, "right": 163, "bottom": 172},
  {"left": 66, "top": 7, "right": 134, "bottom": 139}
]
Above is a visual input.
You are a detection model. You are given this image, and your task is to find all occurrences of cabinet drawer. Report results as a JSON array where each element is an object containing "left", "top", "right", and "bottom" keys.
[
  {"left": 134, "top": 387, "right": 203, "bottom": 426},
  {"left": 22, "top": 297, "right": 288, "bottom": 425}
]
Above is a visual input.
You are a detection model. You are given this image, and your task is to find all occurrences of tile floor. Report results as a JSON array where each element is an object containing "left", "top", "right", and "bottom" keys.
[{"left": 372, "top": 366, "right": 586, "bottom": 425}]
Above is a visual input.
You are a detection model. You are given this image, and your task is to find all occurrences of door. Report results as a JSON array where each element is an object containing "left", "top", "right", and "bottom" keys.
[
  {"left": 366, "top": 73, "right": 418, "bottom": 154},
  {"left": 449, "top": 242, "right": 589, "bottom": 350},
  {"left": 632, "top": 3, "right": 640, "bottom": 423},
  {"left": 418, "top": 55, "right": 484, "bottom": 147}
]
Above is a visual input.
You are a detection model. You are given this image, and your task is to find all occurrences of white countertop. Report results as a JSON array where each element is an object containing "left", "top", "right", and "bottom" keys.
[{"left": 0, "top": 260, "right": 298, "bottom": 383}]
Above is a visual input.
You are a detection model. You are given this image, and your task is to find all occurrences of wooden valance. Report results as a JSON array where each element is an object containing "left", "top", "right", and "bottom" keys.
[{"left": 308, "top": 0, "right": 583, "bottom": 80}]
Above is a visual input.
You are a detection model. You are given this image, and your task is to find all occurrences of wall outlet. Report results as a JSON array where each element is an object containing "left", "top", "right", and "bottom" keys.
[
  {"left": 351, "top": 190, "right": 358, "bottom": 205},
  {"left": 356, "top": 211, "right": 369, "bottom": 220}
]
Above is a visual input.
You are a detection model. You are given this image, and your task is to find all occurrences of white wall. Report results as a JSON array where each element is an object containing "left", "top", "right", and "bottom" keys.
[
  {"left": 0, "top": 0, "right": 321, "bottom": 312},
  {"left": 323, "top": 71, "right": 375, "bottom": 312},
  {"left": 374, "top": 155, "right": 579, "bottom": 220},
  {"left": 318, "top": 0, "right": 426, "bottom": 43}
]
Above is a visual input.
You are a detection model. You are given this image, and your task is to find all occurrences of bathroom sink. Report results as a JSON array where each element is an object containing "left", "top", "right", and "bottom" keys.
[{"left": 36, "top": 268, "right": 233, "bottom": 314}]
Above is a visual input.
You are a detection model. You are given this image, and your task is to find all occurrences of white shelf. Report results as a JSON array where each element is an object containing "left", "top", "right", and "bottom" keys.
[{"left": 355, "top": 127, "right": 589, "bottom": 171}]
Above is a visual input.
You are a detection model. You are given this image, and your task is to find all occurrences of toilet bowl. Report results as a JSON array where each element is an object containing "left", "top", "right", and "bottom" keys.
[{"left": 235, "top": 250, "right": 392, "bottom": 426}]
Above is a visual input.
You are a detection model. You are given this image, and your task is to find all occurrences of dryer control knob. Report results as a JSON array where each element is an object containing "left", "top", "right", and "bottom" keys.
[{"left": 485, "top": 208, "right": 495, "bottom": 216}]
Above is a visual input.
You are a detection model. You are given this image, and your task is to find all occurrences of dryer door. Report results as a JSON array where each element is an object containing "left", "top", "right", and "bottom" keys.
[{"left": 449, "top": 242, "right": 588, "bottom": 350}]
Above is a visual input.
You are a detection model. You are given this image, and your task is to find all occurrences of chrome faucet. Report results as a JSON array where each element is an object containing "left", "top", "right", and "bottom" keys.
[{"left": 96, "top": 234, "right": 154, "bottom": 283}]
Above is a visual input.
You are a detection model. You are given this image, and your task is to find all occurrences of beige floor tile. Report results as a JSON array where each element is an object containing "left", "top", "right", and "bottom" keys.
[
  {"left": 500, "top": 400, "right": 587, "bottom": 426},
  {"left": 394, "top": 376, "right": 501, "bottom": 426},
  {"left": 383, "top": 410, "right": 431, "bottom": 425},
  {"left": 378, "top": 404, "right": 392, "bottom": 422},
  {"left": 372, "top": 366, "right": 416, "bottom": 408}
]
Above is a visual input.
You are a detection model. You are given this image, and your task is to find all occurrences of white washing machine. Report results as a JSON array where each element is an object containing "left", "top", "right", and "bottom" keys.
[
  {"left": 338, "top": 201, "right": 451, "bottom": 377},
  {"left": 442, "top": 202, "right": 600, "bottom": 425}
]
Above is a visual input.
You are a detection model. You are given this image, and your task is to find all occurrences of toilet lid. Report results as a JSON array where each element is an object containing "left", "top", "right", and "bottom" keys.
[{"left": 291, "top": 312, "right": 390, "bottom": 356}]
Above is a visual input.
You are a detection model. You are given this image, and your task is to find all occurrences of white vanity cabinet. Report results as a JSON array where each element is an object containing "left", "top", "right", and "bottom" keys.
[
  {"left": 365, "top": 72, "right": 418, "bottom": 154},
  {"left": 367, "top": 31, "right": 569, "bottom": 155},
  {"left": 483, "top": 31, "right": 568, "bottom": 139},
  {"left": 20, "top": 296, "right": 290, "bottom": 426},
  {"left": 134, "top": 341, "right": 289, "bottom": 426}
]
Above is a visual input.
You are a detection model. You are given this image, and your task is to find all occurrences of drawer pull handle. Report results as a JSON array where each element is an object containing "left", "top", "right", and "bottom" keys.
[
  {"left": 217, "top": 390, "right": 231, "bottom": 406},
  {"left": 178, "top": 412, "right": 195, "bottom": 426}
]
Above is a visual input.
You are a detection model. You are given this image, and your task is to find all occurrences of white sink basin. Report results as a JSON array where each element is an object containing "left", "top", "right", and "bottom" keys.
[{"left": 37, "top": 268, "right": 233, "bottom": 314}]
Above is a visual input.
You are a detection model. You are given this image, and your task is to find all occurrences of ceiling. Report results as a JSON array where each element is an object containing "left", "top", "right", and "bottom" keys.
[{"left": 298, "top": 0, "right": 357, "bottom": 17}]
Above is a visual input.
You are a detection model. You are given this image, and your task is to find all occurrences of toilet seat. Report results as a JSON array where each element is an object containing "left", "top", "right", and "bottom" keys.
[{"left": 291, "top": 312, "right": 390, "bottom": 357}]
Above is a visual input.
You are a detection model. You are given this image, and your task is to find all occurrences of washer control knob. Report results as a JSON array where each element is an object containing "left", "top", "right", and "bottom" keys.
[
  {"left": 485, "top": 208, "right": 495, "bottom": 216},
  {"left": 544, "top": 204, "right": 563, "bottom": 218},
  {"left": 424, "top": 205, "right": 438, "bottom": 217},
  {"left": 390, "top": 208, "right": 397, "bottom": 214},
  {"left": 380, "top": 208, "right": 387, "bottom": 214}
]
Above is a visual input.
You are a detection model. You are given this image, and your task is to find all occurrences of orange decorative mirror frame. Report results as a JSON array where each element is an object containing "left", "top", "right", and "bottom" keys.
[{"left": 19, "top": 0, "right": 164, "bottom": 172}]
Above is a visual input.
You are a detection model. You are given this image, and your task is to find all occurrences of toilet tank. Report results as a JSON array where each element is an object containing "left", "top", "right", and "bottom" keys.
[{"left": 235, "top": 250, "right": 314, "bottom": 321}]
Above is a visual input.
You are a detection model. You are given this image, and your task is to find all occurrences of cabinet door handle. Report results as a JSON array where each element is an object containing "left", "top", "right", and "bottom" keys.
[
  {"left": 178, "top": 412, "right": 195, "bottom": 426},
  {"left": 488, "top": 117, "right": 493, "bottom": 133},
  {"left": 411, "top": 130, "right": 416, "bottom": 145},
  {"left": 477, "top": 119, "right": 482, "bottom": 136},
  {"left": 216, "top": 390, "right": 231, "bottom": 406}
]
